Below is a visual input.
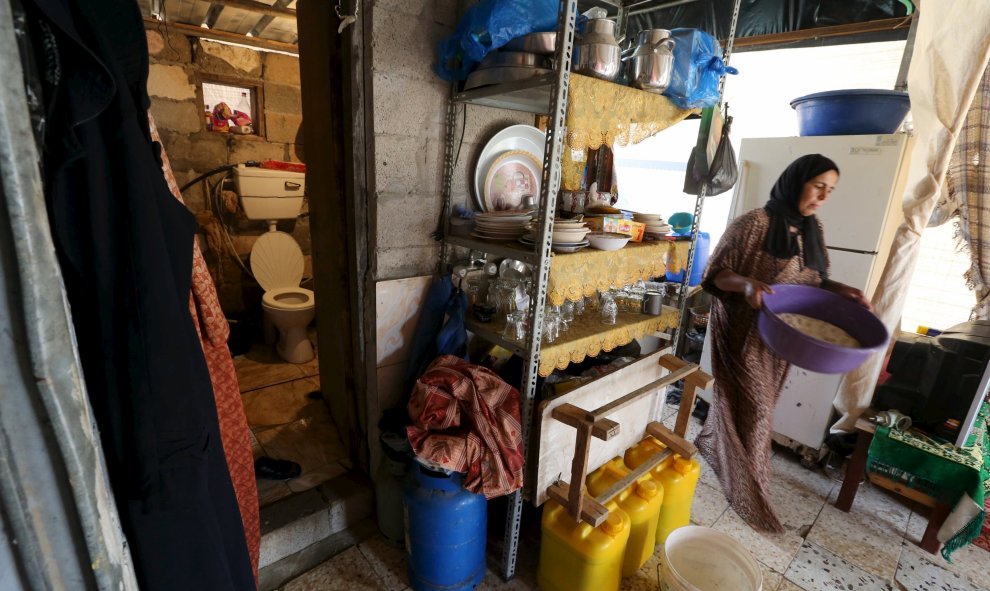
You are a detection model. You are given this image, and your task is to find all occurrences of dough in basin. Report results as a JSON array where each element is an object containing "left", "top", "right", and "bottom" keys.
[{"left": 777, "top": 313, "right": 860, "bottom": 348}]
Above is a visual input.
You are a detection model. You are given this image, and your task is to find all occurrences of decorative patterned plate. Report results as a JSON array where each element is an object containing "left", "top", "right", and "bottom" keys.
[
  {"left": 473, "top": 125, "right": 545, "bottom": 212},
  {"left": 484, "top": 150, "right": 542, "bottom": 212}
]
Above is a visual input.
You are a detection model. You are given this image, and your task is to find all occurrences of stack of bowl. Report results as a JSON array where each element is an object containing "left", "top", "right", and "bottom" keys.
[
  {"left": 520, "top": 219, "right": 591, "bottom": 253},
  {"left": 633, "top": 212, "right": 673, "bottom": 236}
]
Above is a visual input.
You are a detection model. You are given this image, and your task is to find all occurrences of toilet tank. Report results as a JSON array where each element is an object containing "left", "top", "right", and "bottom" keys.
[{"left": 233, "top": 164, "right": 306, "bottom": 220}]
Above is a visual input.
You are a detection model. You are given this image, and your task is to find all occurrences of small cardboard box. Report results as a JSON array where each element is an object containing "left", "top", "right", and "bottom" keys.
[{"left": 586, "top": 217, "right": 646, "bottom": 242}]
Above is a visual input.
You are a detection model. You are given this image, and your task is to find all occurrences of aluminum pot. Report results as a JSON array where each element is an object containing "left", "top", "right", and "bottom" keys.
[
  {"left": 625, "top": 29, "right": 676, "bottom": 93},
  {"left": 573, "top": 18, "right": 621, "bottom": 81}
]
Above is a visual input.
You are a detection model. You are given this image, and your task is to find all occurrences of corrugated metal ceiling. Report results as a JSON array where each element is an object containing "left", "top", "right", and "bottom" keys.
[{"left": 138, "top": 0, "right": 298, "bottom": 45}]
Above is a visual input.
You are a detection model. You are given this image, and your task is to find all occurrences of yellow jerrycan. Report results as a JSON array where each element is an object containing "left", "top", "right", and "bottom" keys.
[
  {"left": 624, "top": 436, "right": 702, "bottom": 543},
  {"left": 585, "top": 457, "right": 664, "bottom": 577},
  {"left": 537, "top": 498, "right": 631, "bottom": 591}
]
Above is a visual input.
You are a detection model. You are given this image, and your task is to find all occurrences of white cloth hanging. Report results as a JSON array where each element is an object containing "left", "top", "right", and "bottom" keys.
[{"left": 832, "top": 0, "right": 990, "bottom": 433}]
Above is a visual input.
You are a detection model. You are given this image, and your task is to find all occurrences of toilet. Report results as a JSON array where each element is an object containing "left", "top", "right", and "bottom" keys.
[{"left": 234, "top": 164, "right": 315, "bottom": 364}]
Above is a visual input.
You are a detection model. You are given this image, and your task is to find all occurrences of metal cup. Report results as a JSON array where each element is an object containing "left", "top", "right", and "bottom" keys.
[{"left": 642, "top": 291, "right": 663, "bottom": 316}]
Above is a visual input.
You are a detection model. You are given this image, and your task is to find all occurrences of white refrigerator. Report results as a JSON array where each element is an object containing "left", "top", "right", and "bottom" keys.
[{"left": 699, "top": 134, "right": 915, "bottom": 453}]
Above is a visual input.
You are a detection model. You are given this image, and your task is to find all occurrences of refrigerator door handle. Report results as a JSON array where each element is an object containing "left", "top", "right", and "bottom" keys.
[{"left": 826, "top": 246, "right": 879, "bottom": 256}]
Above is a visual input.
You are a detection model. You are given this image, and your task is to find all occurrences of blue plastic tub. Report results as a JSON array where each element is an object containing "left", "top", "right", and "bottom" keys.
[{"left": 790, "top": 89, "right": 910, "bottom": 136}]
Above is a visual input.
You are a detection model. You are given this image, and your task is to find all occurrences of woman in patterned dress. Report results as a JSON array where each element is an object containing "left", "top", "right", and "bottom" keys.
[{"left": 696, "top": 154, "right": 871, "bottom": 532}]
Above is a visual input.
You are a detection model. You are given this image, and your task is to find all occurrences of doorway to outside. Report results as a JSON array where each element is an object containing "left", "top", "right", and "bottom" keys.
[{"left": 612, "top": 39, "right": 974, "bottom": 331}]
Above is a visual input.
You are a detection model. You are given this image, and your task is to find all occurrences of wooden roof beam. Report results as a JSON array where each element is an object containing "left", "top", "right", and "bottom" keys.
[
  {"left": 727, "top": 17, "right": 911, "bottom": 49},
  {"left": 144, "top": 17, "right": 298, "bottom": 54}
]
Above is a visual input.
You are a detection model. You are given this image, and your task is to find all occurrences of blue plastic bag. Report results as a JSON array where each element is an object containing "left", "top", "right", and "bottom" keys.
[
  {"left": 663, "top": 29, "right": 738, "bottom": 110},
  {"left": 436, "top": 0, "right": 557, "bottom": 81}
]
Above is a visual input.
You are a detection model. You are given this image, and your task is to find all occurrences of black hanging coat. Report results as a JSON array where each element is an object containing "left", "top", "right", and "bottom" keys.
[{"left": 15, "top": 0, "right": 255, "bottom": 588}]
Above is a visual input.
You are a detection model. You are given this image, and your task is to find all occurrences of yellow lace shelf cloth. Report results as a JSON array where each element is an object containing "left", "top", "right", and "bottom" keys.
[
  {"left": 547, "top": 241, "right": 690, "bottom": 307},
  {"left": 539, "top": 307, "right": 680, "bottom": 377},
  {"left": 562, "top": 74, "right": 699, "bottom": 191}
]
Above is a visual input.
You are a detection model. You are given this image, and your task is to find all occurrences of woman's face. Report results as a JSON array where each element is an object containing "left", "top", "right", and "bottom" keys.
[{"left": 798, "top": 170, "right": 838, "bottom": 216}]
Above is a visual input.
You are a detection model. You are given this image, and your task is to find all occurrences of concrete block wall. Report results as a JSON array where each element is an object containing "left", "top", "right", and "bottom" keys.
[
  {"left": 146, "top": 27, "right": 308, "bottom": 314},
  {"left": 368, "top": 0, "right": 533, "bottom": 281}
]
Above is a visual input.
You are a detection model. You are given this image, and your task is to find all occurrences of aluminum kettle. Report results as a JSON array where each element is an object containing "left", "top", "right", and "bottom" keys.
[
  {"left": 573, "top": 18, "right": 621, "bottom": 81},
  {"left": 624, "top": 29, "right": 676, "bottom": 93}
]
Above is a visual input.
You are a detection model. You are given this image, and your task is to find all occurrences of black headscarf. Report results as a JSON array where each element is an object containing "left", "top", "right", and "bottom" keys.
[{"left": 763, "top": 154, "right": 838, "bottom": 278}]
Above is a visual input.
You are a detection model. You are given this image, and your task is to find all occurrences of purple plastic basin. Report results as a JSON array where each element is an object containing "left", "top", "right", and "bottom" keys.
[{"left": 757, "top": 284, "right": 889, "bottom": 374}]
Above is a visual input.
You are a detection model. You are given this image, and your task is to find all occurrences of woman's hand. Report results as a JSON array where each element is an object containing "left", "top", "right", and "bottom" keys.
[
  {"left": 713, "top": 270, "right": 775, "bottom": 309},
  {"left": 742, "top": 278, "right": 774, "bottom": 309},
  {"left": 822, "top": 280, "right": 872, "bottom": 311}
]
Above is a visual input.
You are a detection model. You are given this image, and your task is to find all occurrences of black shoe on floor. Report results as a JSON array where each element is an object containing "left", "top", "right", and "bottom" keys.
[{"left": 255, "top": 457, "right": 302, "bottom": 481}]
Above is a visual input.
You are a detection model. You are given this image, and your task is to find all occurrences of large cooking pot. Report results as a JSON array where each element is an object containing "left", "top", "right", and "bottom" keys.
[
  {"left": 624, "top": 29, "right": 676, "bottom": 93},
  {"left": 573, "top": 18, "right": 621, "bottom": 81}
]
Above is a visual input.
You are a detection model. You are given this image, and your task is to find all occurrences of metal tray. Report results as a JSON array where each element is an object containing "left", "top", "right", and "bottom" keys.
[
  {"left": 463, "top": 66, "right": 553, "bottom": 91},
  {"left": 477, "top": 51, "right": 551, "bottom": 70}
]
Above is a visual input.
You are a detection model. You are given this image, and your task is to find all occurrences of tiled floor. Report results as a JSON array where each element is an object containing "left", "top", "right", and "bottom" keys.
[
  {"left": 234, "top": 332, "right": 351, "bottom": 507},
  {"left": 280, "top": 405, "right": 990, "bottom": 591}
]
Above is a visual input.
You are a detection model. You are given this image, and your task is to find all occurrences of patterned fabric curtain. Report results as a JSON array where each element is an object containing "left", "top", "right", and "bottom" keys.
[{"left": 950, "top": 62, "right": 990, "bottom": 319}]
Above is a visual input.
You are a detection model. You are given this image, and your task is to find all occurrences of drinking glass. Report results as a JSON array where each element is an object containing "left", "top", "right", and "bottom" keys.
[
  {"left": 574, "top": 296, "right": 586, "bottom": 317},
  {"left": 503, "top": 311, "right": 527, "bottom": 342},
  {"left": 560, "top": 300, "right": 575, "bottom": 330},
  {"left": 600, "top": 292, "right": 618, "bottom": 325},
  {"left": 543, "top": 309, "right": 561, "bottom": 343}
]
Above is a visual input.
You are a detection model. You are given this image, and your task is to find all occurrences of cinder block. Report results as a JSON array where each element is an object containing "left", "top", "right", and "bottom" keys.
[
  {"left": 194, "top": 39, "right": 263, "bottom": 78},
  {"left": 149, "top": 99, "right": 203, "bottom": 134},
  {"left": 230, "top": 139, "right": 288, "bottom": 165},
  {"left": 263, "top": 53, "right": 301, "bottom": 85},
  {"left": 375, "top": 0, "right": 426, "bottom": 17},
  {"left": 372, "top": 72, "right": 446, "bottom": 137},
  {"left": 375, "top": 245, "right": 440, "bottom": 281},
  {"left": 148, "top": 64, "right": 196, "bottom": 101},
  {"left": 371, "top": 9, "right": 448, "bottom": 81},
  {"left": 375, "top": 193, "right": 443, "bottom": 250},
  {"left": 372, "top": 133, "right": 433, "bottom": 195},
  {"left": 265, "top": 112, "right": 304, "bottom": 144},
  {"left": 158, "top": 130, "right": 229, "bottom": 171},
  {"left": 264, "top": 82, "right": 303, "bottom": 114},
  {"left": 146, "top": 27, "right": 193, "bottom": 63}
]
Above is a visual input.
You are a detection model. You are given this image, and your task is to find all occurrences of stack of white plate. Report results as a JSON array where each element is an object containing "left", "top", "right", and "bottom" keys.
[
  {"left": 471, "top": 210, "right": 533, "bottom": 241},
  {"left": 519, "top": 219, "right": 590, "bottom": 253},
  {"left": 633, "top": 212, "right": 673, "bottom": 236}
]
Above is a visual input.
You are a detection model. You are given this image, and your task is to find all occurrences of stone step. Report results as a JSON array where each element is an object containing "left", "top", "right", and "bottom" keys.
[{"left": 257, "top": 471, "right": 375, "bottom": 591}]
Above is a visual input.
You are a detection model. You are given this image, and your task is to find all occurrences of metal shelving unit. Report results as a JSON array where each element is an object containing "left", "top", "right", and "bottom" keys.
[
  {"left": 436, "top": 0, "right": 734, "bottom": 580},
  {"left": 438, "top": 0, "right": 579, "bottom": 580}
]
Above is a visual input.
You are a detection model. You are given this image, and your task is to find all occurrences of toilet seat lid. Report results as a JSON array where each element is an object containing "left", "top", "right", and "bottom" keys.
[{"left": 250, "top": 231, "right": 304, "bottom": 291}]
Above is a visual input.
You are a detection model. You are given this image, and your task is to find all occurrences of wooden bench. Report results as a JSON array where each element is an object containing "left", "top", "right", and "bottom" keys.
[{"left": 835, "top": 416, "right": 950, "bottom": 554}]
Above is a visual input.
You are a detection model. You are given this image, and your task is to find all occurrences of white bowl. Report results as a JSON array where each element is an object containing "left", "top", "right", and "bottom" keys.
[
  {"left": 552, "top": 228, "right": 591, "bottom": 243},
  {"left": 587, "top": 232, "right": 631, "bottom": 251}
]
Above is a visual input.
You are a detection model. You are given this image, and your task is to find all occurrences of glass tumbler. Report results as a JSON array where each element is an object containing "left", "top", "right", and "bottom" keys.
[
  {"left": 600, "top": 292, "right": 618, "bottom": 325},
  {"left": 503, "top": 311, "right": 527, "bottom": 342},
  {"left": 543, "top": 309, "right": 561, "bottom": 343},
  {"left": 560, "top": 300, "right": 575, "bottom": 330}
]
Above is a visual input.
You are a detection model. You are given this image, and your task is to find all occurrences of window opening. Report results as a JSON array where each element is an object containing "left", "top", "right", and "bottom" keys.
[{"left": 202, "top": 81, "right": 257, "bottom": 134}]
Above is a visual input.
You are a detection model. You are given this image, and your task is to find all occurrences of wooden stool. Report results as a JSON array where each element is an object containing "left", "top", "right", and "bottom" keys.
[{"left": 835, "top": 417, "right": 951, "bottom": 554}]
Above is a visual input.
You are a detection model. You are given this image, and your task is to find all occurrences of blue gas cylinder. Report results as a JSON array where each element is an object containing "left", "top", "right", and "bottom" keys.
[{"left": 403, "top": 465, "right": 486, "bottom": 591}]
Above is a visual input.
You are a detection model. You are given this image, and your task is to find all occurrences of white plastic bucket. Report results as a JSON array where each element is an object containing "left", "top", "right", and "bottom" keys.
[{"left": 660, "top": 526, "right": 762, "bottom": 591}]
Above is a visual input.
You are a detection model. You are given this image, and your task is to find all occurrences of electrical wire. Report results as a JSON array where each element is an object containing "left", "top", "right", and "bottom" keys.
[
  {"left": 210, "top": 172, "right": 255, "bottom": 279},
  {"left": 180, "top": 163, "right": 245, "bottom": 193}
]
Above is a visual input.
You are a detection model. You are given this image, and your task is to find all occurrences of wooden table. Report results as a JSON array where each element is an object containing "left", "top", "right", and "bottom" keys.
[{"left": 835, "top": 417, "right": 950, "bottom": 554}]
